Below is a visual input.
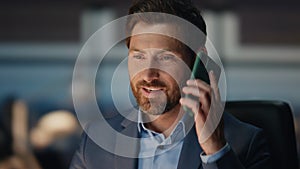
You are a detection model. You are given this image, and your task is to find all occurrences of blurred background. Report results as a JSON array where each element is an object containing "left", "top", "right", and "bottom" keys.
[{"left": 0, "top": 0, "right": 300, "bottom": 168}]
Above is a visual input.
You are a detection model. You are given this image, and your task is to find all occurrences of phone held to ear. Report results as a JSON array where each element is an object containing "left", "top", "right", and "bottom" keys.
[{"left": 183, "top": 51, "right": 221, "bottom": 116}]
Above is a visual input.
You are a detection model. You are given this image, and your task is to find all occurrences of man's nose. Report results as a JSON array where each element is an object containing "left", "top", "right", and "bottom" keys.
[
  {"left": 143, "top": 68, "right": 159, "bottom": 83},
  {"left": 142, "top": 56, "right": 161, "bottom": 82}
]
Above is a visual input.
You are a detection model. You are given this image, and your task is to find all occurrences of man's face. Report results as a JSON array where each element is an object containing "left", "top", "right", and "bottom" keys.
[{"left": 128, "top": 22, "right": 192, "bottom": 115}]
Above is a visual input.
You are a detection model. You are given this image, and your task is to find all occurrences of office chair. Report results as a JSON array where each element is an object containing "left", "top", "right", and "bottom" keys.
[{"left": 225, "top": 100, "right": 299, "bottom": 169}]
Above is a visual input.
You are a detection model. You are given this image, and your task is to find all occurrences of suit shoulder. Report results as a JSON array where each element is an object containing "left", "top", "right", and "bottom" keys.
[
  {"left": 223, "top": 112, "right": 268, "bottom": 163},
  {"left": 224, "top": 112, "right": 262, "bottom": 136},
  {"left": 84, "top": 107, "right": 138, "bottom": 133}
]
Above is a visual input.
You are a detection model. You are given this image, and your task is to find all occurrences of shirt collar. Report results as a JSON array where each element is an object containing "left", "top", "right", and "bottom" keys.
[{"left": 137, "top": 109, "right": 194, "bottom": 144}]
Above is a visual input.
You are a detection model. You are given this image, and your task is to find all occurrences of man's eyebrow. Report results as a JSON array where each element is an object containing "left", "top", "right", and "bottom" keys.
[
  {"left": 128, "top": 48, "right": 145, "bottom": 53},
  {"left": 158, "top": 48, "right": 182, "bottom": 56},
  {"left": 129, "top": 48, "right": 177, "bottom": 54}
]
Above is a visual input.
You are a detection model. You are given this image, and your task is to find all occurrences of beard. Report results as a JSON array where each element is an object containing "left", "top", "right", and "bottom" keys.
[{"left": 131, "top": 79, "right": 181, "bottom": 115}]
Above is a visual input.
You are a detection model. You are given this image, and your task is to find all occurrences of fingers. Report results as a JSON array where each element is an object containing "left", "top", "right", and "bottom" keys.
[
  {"left": 182, "top": 86, "right": 211, "bottom": 113},
  {"left": 180, "top": 98, "right": 206, "bottom": 125},
  {"left": 187, "top": 79, "right": 210, "bottom": 92},
  {"left": 183, "top": 77, "right": 213, "bottom": 112},
  {"left": 209, "top": 71, "right": 220, "bottom": 101},
  {"left": 181, "top": 71, "right": 221, "bottom": 117},
  {"left": 180, "top": 97, "right": 199, "bottom": 115}
]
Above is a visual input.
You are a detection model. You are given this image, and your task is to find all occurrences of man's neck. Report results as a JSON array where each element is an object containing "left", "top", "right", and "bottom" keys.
[{"left": 143, "top": 104, "right": 184, "bottom": 138}]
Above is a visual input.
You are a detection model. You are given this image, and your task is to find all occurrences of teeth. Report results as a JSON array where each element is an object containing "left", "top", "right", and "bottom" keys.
[{"left": 144, "top": 88, "right": 161, "bottom": 92}]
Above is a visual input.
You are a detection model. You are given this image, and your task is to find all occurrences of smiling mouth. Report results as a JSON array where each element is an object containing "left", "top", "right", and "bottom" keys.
[
  {"left": 143, "top": 87, "right": 164, "bottom": 92},
  {"left": 141, "top": 86, "right": 166, "bottom": 98}
]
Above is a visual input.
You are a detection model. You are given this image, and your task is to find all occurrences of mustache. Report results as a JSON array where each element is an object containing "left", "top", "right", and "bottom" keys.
[{"left": 136, "top": 79, "right": 167, "bottom": 88}]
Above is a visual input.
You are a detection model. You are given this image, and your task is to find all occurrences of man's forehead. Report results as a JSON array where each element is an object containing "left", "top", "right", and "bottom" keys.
[
  {"left": 131, "top": 22, "right": 183, "bottom": 38},
  {"left": 129, "top": 34, "right": 184, "bottom": 54},
  {"left": 128, "top": 22, "right": 190, "bottom": 57}
]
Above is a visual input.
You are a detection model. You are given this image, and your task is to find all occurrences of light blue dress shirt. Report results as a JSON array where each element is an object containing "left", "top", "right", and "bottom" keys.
[{"left": 137, "top": 110, "right": 230, "bottom": 169}]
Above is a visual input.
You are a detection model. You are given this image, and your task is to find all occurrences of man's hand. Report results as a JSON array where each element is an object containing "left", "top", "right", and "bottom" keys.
[{"left": 180, "top": 71, "right": 225, "bottom": 155}]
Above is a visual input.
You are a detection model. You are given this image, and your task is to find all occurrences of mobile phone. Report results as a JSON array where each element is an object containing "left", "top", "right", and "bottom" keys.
[{"left": 183, "top": 51, "right": 221, "bottom": 116}]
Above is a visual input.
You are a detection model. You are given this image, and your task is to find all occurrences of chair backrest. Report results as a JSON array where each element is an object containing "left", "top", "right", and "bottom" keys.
[{"left": 225, "top": 100, "right": 299, "bottom": 169}]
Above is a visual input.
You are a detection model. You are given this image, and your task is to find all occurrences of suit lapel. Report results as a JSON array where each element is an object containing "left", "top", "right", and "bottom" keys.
[
  {"left": 177, "top": 126, "right": 202, "bottom": 169},
  {"left": 114, "top": 110, "right": 140, "bottom": 169}
]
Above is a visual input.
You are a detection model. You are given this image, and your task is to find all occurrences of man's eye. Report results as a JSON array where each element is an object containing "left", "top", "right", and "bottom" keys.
[
  {"left": 160, "top": 55, "right": 175, "bottom": 61},
  {"left": 133, "top": 55, "right": 144, "bottom": 59}
]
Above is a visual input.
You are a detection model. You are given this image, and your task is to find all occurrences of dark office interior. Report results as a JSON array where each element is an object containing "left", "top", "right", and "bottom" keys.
[{"left": 1, "top": 0, "right": 300, "bottom": 168}]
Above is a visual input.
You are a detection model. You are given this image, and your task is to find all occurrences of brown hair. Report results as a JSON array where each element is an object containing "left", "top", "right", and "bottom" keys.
[{"left": 126, "top": 0, "right": 207, "bottom": 48}]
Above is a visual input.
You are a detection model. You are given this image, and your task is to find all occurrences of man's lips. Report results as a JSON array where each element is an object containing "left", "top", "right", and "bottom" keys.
[{"left": 140, "top": 86, "right": 166, "bottom": 98}]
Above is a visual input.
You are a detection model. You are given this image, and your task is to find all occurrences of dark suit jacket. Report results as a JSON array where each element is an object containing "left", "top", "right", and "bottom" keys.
[{"left": 69, "top": 111, "right": 271, "bottom": 169}]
